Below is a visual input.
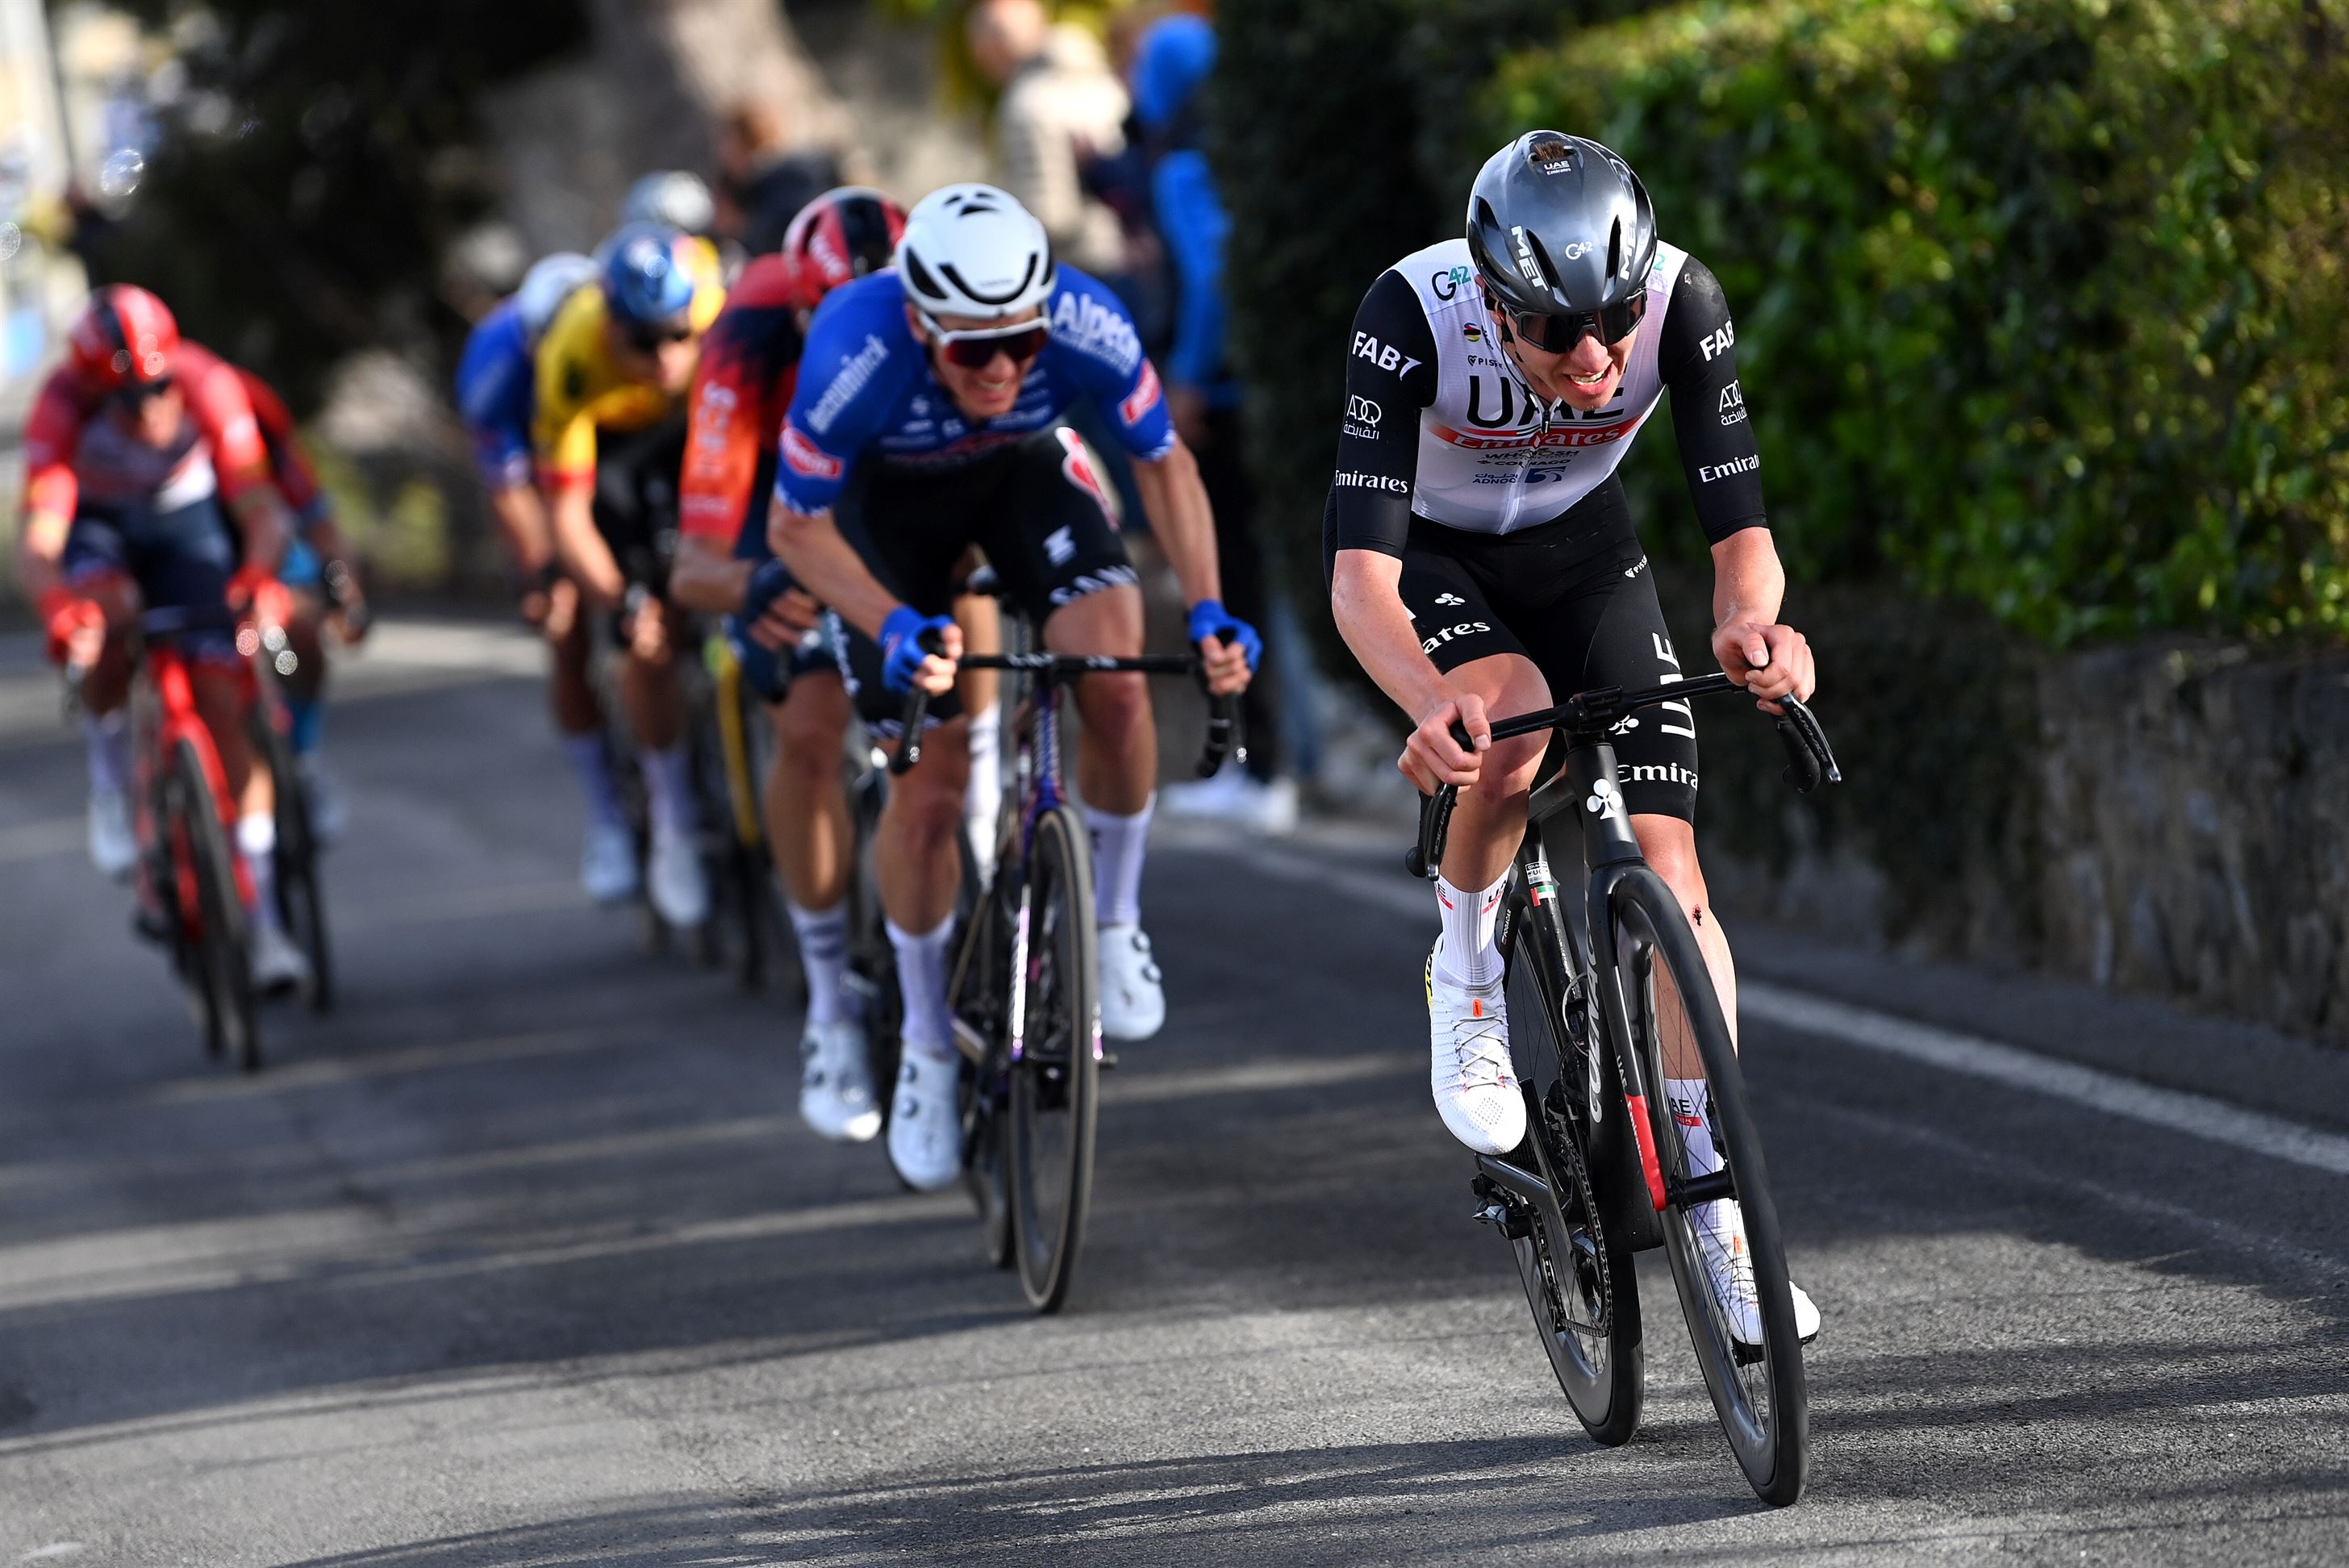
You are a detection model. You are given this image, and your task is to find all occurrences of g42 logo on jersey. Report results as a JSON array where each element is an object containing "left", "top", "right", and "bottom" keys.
[
  {"left": 1352, "top": 332, "right": 1421, "bottom": 379},
  {"left": 1431, "top": 265, "right": 1475, "bottom": 302}
]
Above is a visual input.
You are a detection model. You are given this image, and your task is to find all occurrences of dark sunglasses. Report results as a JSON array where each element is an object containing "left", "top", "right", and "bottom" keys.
[
  {"left": 624, "top": 319, "right": 695, "bottom": 353},
  {"left": 1487, "top": 286, "right": 1648, "bottom": 353},
  {"left": 112, "top": 375, "right": 177, "bottom": 407},
  {"left": 935, "top": 324, "right": 1049, "bottom": 369}
]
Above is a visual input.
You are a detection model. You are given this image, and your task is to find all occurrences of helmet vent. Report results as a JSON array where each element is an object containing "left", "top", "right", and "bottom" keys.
[
  {"left": 1607, "top": 219, "right": 1622, "bottom": 279},
  {"left": 903, "top": 250, "right": 945, "bottom": 302},
  {"left": 940, "top": 256, "right": 1038, "bottom": 309}
]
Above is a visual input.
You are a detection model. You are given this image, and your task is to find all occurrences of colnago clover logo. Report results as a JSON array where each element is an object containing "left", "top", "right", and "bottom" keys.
[
  {"left": 1585, "top": 776, "right": 1626, "bottom": 819},
  {"left": 1434, "top": 592, "right": 1465, "bottom": 607}
]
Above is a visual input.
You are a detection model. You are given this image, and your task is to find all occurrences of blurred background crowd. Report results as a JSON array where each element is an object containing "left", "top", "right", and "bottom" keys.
[{"left": 2, "top": 0, "right": 2347, "bottom": 1041}]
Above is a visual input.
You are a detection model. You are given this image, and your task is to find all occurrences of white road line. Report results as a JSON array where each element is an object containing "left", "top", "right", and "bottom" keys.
[{"left": 1208, "top": 836, "right": 2349, "bottom": 1180}]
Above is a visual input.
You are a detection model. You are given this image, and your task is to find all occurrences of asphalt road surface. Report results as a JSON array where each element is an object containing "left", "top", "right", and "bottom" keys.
[{"left": 2, "top": 621, "right": 2346, "bottom": 1566}]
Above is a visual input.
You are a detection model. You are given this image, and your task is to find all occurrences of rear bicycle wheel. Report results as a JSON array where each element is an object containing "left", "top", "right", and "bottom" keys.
[
  {"left": 1007, "top": 804, "right": 1099, "bottom": 1313},
  {"left": 257, "top": 706, "right": 334, "bottom": 1012},
  {"left": 174, "top": 737, "right": 259, "bottom": 1073},
  {"left": 1500, "top": 882, "right": 1644, "bottom": 1445},
  {"left": 1609, "top": 869, "right": 1808, "bottom": 1505}
]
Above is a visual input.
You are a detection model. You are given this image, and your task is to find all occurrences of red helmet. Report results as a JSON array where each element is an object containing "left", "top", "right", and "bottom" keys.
[
  {"left": 782, "top": 186, "right": 908, "bottom": 315},
  {"left": 68, "top": 285, "right": 181, "bottom": 391}
]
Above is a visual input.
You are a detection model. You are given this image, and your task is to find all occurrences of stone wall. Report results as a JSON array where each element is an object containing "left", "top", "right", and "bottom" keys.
[{"left": 1692, "top": 598, "right": 2349, "bottom": 1044}]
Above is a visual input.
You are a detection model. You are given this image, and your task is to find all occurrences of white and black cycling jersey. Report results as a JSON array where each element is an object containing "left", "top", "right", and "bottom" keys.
[{"left": 1327, "top": 236, "right": 1767, "bottom": 569}]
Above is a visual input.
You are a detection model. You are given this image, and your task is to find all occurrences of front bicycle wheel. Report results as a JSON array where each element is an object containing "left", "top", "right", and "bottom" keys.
[
  {"left": 1608, "top": 869, "right": 1808, "bottom": 1505},
  {"left": 257, "top": 706, "right": 333, "bottom": 1013},
  {"left": 1007, "top": 804, "right": 1099, "bottom": 1313},
  {"left": 173, "top": 737, "right": 259, "bottom": 1073},
  {"left": 1500, "top": 882, "right": 1644, "bottom": 1445}
]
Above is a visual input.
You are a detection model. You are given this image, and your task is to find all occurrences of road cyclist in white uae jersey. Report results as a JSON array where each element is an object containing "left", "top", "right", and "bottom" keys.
[
  {"left": 1325, "top": 131, "right": 1821, "bottom": 1348},
  {"left": 768, "top": 183, "right": 1258, "bottom": 1191}
]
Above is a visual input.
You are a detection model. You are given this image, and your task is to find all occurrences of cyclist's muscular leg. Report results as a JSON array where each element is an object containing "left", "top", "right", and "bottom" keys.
[
  {"left": 1043, "top": 583, "right": 1154, "bottom": 813},
  {"left": 770, "top": 673, "right": 852, "bottom": 910},
  {"left": 544, "top": 579, "right": 601, "bottom": 736},
  {"left": 876, "top": 716, "right": 970, "bottom": 933},
  {"left": 77, "top": 574, "right": 144, "bottom": 715},
  {"left": 1633, "top": 814, "right": 1738, "bottom": 1078},
  {"left": 620, "top": 602, "right": 686, "bottom": 751},
  {"left": 190, "top": 664, "right": 263, "bottom": 812}
]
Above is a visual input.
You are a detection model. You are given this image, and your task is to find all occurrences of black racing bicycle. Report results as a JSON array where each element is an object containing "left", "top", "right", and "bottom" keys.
[
  {"left": 1408, "top": 672, "right": 1838, "bottom": 1506},
  {"left": 891, "top": 618, "right": 1239, "bottom": 1312}
]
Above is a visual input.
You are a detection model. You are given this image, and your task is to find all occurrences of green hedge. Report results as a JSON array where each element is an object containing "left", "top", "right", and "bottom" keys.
[{"left": 1490, "top": 0, "right": 2349, "bottom": 644}]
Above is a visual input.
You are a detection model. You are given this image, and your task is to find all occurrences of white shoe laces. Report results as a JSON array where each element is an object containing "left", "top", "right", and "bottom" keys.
[{"left": 1446, "top": 1006, "right": 1514, "bottom": 1096}]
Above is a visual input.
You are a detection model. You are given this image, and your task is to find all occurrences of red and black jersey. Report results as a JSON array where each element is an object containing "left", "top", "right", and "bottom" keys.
[{"left": 679, "top": 254, "right": 805, "bottom": 548}]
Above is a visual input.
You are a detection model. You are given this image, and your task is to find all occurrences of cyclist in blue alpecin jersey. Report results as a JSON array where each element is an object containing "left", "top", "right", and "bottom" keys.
[{"left": 769, "top": 183, "right": 1258, "bottom": 1191}]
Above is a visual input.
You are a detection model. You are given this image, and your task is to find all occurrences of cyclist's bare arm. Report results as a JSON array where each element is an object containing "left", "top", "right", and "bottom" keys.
[
  {"left": 546, "top": 480, "right": 626, "bottom": 607},
  {"left": 486, "top": 482, "right": 556, "bottom": 579},
  {"left": 767, "top": 497, "right": 903, "bottom": 643},
  {"left": 1708, "top": 527, "right": 1813, "bottom": 711},
  {"left": 1130, "top": 439, "right": 1250, "bottom": 693}
]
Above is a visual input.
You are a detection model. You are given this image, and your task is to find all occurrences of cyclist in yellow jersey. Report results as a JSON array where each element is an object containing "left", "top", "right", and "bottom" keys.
[{"left": 532, "top": 220, "right": 726, "bottom": 929}]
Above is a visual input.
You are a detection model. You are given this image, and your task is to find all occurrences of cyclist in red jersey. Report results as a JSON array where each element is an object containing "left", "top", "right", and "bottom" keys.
[
  {"left": 233, "top": 365, "right": 369, "bottom": 839},
  {"left": 16, "top": 286, "right": 310, "bottom": 990},
  {"left": 668, "top": 187, "right": 904, "bottom": 1143}
]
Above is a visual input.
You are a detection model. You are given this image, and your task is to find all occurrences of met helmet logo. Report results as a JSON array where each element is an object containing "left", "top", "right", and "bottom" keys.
[{"left": 1511, "top": 227, "right": 1545, "bottom": 287}]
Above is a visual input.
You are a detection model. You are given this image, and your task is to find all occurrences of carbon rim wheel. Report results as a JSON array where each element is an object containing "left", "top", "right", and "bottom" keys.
[
  {"left": 260, "top": 711, "right": 333, "bottom": 1013},
  {"left": 1007, "top": 805, "right": 1099, "bottom": 1313},
  {"left": 1501, "top": 886, "right": 1645, "bottom": 1445},
  {"left": 176, "top": 738, "right": 258, "bottom": 1074},
  {"left": 1611, "top": 872, "right": 1808, "bottom": 1505},
  {"left": 158, "top": 763, "right": 222, "bottom": 1057}
]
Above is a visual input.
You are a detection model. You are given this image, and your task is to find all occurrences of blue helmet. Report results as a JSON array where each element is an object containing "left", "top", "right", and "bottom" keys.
[{"left": 598, "top": 221, "right": 700, "bottom": 326}]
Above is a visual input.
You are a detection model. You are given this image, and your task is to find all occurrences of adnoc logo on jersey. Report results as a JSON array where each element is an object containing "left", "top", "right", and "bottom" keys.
[
  {"left": 805, "top": 333, "right": 890, "bottom": 435},
  {"left": 1050, "top": 289, "right": 1141, "bottom": 375},
  {"left": 781, "top": 423, "right": 842, "bottom": 481}
]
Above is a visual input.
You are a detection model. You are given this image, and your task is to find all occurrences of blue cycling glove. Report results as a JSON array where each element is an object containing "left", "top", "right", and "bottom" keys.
[
  {"left": 1186, "top": 598, "right": 1262, "bottom": 673},
  {"left": 740, "top": 557, "right": 799, "bottom": 623},
  {"left": 879, "top": 604, "right": 957, "bottom": 693}
]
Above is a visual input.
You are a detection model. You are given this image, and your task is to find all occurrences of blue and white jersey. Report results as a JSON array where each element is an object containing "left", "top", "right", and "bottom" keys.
[{"left": 772, "top": 265, "right": 1174, "bottom": 516}]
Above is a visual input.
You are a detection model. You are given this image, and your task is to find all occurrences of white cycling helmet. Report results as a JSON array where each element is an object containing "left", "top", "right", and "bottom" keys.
[
  {"left": 514, "top": 251, "right": 598, "bottom": 344},
  {"left": 895, "top": 183, "right": 1055, "bottom": 321},
  {"left": 620, "top": 170, "right": 717, "bottom": 237}
]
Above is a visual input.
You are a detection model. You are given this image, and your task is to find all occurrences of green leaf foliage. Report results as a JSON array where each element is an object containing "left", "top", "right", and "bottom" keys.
[
  {"left": 1492, "top": 0, "right": 2349, "bottom": 643},
  {"left": 86, "top": 0, "right": 591, "bottom": 411}
]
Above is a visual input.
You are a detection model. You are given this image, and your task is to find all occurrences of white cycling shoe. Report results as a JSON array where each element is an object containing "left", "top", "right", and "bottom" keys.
[
  {"left": 1097, "top": 924, "right": 1165, "bottom": 1041},
  {"left": 1426, "top": 940, "right": 1526, "bottom": 1156},
  {"left": 251, "top": 921, "right": 311, "bottom": 996},
  {"left": 581, "top": 820, "right": 640, "bottom": 904},
  {"left": 887, "top": 1050, "right": 964, "bottom": 1192},
  {"left": 88, "top": 787, "right": 137, "bottom": 881},
  {"left": 800, "top": 1017, "right": 882, "bottom": 1144},
  {"left": 646, "top": 824, "right": 710, "bottom": 928},
  {"left": 1694, "top": 1196, "right": 1822, "bottom": 1348}
]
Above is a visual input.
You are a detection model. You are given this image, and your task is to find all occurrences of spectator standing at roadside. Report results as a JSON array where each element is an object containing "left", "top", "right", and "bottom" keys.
[
  {"left": 966, "top": 0, "right": 1131, "bottom": 281},
  {"left": 717, "top": 101, "right": 843, "bottom": 257},
  {"left": 1132, "top": 11, "right": 1298, "bottom": 833}
]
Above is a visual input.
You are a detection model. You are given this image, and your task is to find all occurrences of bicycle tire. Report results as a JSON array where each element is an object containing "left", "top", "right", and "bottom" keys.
[
  {"left": 1007, "top": 803, "right": 1099, "bottom": 1313},
  {"left": 175, "top": 737, "right": 259, "bottom": 1073},
  {"left": 1607, "top": 868, "right": 1808, "bottom": 1505},
  {"left": 949, "top": 855, "right": 1016, "bottom": 1270},
  {"left": 256, "top": 708, "right": 334, "bottom": 1014},
  {"left": 1499, "top": 881, "right": 1644, "bottom": 1445},
  {"left": 155, "top": 753, "right": 220, "bottom": 1057}
]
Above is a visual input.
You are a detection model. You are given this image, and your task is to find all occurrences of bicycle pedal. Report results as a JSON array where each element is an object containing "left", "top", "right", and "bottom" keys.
[{"left": 1471, "top": 1202, "right": 1510, "bottom": 1228}]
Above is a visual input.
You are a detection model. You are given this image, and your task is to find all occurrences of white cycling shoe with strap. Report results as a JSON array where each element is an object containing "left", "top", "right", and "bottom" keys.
[
  {"left": 1097, "top": 924, "right": 1166, "bottom": 1041},
  {"left": 1693, "top": 1195, "right": 1822, "bottom": 1348},
  {"left": 1425, "top": 940, "right": 1526, "bottom": 1156},
  {"left": 799, "top": 1016, "right": 882, "bottom": 1144}
]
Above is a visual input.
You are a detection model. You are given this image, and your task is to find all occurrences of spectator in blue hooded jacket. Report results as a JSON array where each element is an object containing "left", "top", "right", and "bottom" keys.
[{"left": 1133, "top": 12, "right": 1300, "bottom": 833}]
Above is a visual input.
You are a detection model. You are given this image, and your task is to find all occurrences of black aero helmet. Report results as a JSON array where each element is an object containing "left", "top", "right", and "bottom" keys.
[{"left": 1466, "top": 131, "right": 1657, "bottom": 349}]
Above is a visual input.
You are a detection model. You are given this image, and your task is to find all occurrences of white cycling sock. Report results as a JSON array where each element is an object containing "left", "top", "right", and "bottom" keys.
[
  {"left": 1433, "top": 871, "right": 1508, "bottom": 990},
  {"left": 84, "top": 711, "right": 131, "bottom": 797},
  {"left": 1084, "top": 794, "right": 1152, "bottom": 929},
  {"left": 561, "top": 733, "right": 627, "bottom": 832},
  {"left": 887, "top": 915, "right": 957, "bottom": 1062},
  {"left": 1667, "top": 1077, "right": 1721, "bottom": 1176},
  {"left": 639, "top": 742, "right": 696, "bottom": 836},
  {"left": 237, "top": 811, "right": 282, "bottom": 934},
  {"left": 963, "top": 703, "right": 1001, "bottom": 852},
  {"left": 786, "top": 898, "right": 853, "bottom": 1029}
]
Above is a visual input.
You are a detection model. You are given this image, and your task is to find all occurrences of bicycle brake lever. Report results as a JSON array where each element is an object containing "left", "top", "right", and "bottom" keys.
[{"left": 1775, "top": 694, "right": 1842, "bottom": 790}]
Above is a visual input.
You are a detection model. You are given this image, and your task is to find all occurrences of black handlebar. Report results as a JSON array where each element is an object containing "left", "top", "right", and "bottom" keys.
[
  {"left": 888, "top": 634, "right": 1245, "bottom": 779},
  {"left": 1404, "top": 680, "right": 1841, "bottom": 879}
]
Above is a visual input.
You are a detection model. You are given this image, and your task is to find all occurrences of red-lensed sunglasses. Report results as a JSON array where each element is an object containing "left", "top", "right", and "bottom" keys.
[{"left": 920, "top": 311, "right": 1050, "bottom": 369}]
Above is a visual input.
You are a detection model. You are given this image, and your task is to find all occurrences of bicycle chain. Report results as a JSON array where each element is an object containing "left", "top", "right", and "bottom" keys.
[{"left": 1531, "top": 985, "right": 1614, "bottom": 1343}]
